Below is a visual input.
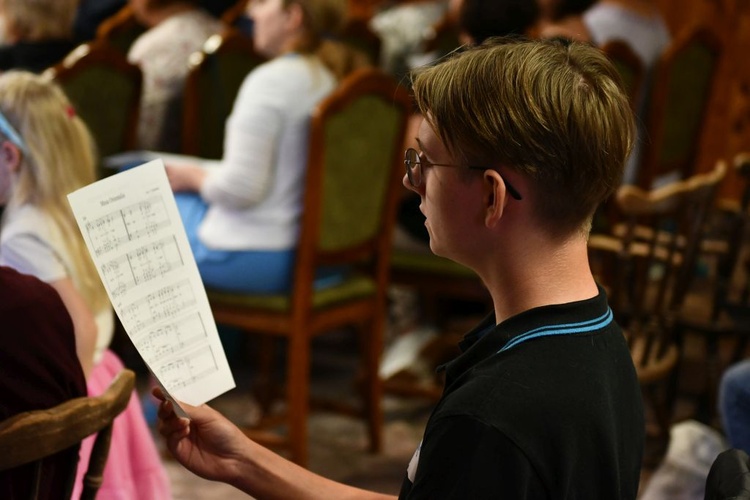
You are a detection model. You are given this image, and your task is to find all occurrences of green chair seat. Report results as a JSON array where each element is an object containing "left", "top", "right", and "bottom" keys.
[
  {"left": 207, "top": 273, "right": 376, "bottom": 313},
  {"left": 391, "top": 250, "right": 477, "bottom": 278}
]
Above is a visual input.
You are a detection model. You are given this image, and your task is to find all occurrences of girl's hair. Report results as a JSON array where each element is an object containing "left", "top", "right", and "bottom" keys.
[
  {"left": 284, "top": 0, "right": 370, "bottom": 80},
  {"left": 0, "top": 0, "right": 79, "bottom": 40},
  {"left": 0, "top": 71, "right": 108, "bottom": 312}
]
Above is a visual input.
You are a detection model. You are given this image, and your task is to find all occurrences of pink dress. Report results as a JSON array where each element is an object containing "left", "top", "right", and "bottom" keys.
[{"left": 73, "top": 350, "right": 171, "bottom": 499}]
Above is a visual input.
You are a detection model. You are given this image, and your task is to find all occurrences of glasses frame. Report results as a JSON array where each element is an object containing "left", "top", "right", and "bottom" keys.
[{"left": 404, "top": 148, "right": 522, "bottom": 200}]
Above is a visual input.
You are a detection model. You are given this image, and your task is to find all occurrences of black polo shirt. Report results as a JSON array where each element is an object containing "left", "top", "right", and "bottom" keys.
[{"left": 399, "top": 287, "right": 644, "bottom": 499}]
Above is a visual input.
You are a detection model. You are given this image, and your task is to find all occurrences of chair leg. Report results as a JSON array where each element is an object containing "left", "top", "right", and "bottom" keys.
[
  {"left": 645, "top": 383, "right": 672, "bottom": 438},
  {"left": 364, "top": 317, "right": 384, "bottom": 453},
  {"left": 256, "top": 335, "right": 277, "bottom": 414},
  {"left": 704, "top": 335, "right": 721, "bottom": 425},
  {"left": 287, "top": 329, "right": 310, "bottom": 465}
]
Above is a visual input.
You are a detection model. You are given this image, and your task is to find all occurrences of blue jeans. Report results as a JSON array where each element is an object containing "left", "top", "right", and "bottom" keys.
[
  {"left": 719, "top": 359, "right": 750, "bottom": 454},
  {"left": 175, "top": 193, "right": 344, "bottom": 294}
]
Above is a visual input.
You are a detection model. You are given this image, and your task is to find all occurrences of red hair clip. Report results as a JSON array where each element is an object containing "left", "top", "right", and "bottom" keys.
[{"left": 66, "top": 105, "right": 76, "bottom": 118}]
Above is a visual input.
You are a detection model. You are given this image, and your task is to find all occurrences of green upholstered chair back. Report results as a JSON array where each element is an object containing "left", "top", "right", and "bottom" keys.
[
  {"left": 302, "top": 68, "right": 410, "bottom": 264},
  {"left": 638, "top": 26, "right": 722, "bottom": 189},
  {"left": 602, "top": 39, "right": 645, "bottom": 112},
  {"left": 45, "top": 42, "right": 142, "bottom": 174},
  {"left": 182, "top": 29, "right": 265, "bottom": 159}
]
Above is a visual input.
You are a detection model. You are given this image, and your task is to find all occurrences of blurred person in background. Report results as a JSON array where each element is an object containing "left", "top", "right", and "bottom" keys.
[
  {"left": 164, "top": 0, "right": 363, "bottom": 294},
  {"left": 0, "top": 0, "right": 78, "bottom": 72},
  {"left": 127, "top": 0, "right": 222, "bottom": 152}
]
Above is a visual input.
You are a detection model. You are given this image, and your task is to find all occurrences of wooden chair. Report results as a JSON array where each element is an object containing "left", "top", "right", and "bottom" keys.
[
  {"left": 95, "top": 5, "right": 147, "bottom": 55},
  {"left": 594, "top": 39, "right": 646, "bottom": 231},
  {"left": 588, "top": 161, "right": 726, "bottom": 439},
  {"left": 0, "top": 369, "right": 135, "bottom": 500},
  {"left": 385, "top": 249, "right": 490, "bottom": 399},
  {"left": 672, "top": 153, "right": 750, "bottom": 421},
  {"left": 206, "top": 68, "right": 410, "bottom": 465},
  {"left": 181, "top": 28, "right": 265, "bottom": 159},
  {"left": 602, "top": 39, "right": 645, "bottom": 113},
  {"left": 44, "top": 41, "right": 142, "bottom": 173},
  {"left": 636, "top": 25, "right": 723, "bottom": 190},
  {"left": 221, "top": 0, "right": 250, "bottom": 27},
  {"left": 389, "top": 250, "right": 491, "bottom": 321}
]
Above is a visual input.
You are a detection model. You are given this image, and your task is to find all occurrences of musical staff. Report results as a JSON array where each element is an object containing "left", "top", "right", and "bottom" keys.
[
  {"left": 134, "top": 312, "right": 208, "bottom": 365},
  {"left": 85, "top": 195, "right": 170, "bottom": 257},
  {"left": 120, "top": 279, "right": 196, "bottom": 334},
  {"left": 100, "top": 235, "right": 184, "bottom": 297},
  {"left": 157, "top": 346, "right": 221, "bottom": 391}
]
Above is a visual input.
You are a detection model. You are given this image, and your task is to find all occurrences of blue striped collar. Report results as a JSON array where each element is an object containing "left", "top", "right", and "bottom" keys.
[{"left": 498, "top": 307, "right": 613, "bottom": 353}]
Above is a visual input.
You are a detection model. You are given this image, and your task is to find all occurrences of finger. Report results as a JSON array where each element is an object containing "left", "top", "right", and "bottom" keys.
[
  {"left": 157, "top": 398, "right": 176, "bottom": 420},
  {"left": 160, "top": 422, "right": 190, "bottom": 443},
  {"left": 158, "top": 409, "right": 190, "bottom": 437},
  {"left": 158, "top": 417, "right": 189, "bottom": 436},
  {"left": 152, "top": 387, "right": 165, "bottom": 401}
]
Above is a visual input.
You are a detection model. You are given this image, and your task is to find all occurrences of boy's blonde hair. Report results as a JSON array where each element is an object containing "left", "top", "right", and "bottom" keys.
[
  {"left": 412, "top": 37, "right": 635, "bottom": 236},
  {"left": 0, "top": 71, "right": 107, "bottom": 312}
]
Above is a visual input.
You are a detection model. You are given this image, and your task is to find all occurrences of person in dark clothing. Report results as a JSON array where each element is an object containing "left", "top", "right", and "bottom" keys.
[
  {"left": 73, "top": 0, "right": 243, "bottom": 42},
  {"left": 155, "top": 36, "right": 644, "bottom": 499},
  {"left": 73, "top": 0, "right": 127, "bottom": 42},
  {"left": 0, "top": 266, "right": 87, "bottom": 499},
  {"left": 458, "top": 0, "right": 539, "bottom": 43}
]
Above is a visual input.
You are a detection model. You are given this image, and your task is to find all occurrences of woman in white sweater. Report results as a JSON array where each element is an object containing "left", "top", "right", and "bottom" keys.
[{"left": 166, "top": 0, "right": 360, "bottom": 293}]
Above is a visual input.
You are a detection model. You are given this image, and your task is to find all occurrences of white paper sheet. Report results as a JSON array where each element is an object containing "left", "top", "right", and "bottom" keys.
[{"left": 68, "top": 159, "right": 235, "bottom": 408}]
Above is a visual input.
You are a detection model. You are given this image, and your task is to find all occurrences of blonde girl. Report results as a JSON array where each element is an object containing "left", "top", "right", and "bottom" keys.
[
  {"left": 0, "top": 71, "right": 170, "bottom": 499},
  {"left": 0, "top": 70, "right": 106, "bottom": 377}
]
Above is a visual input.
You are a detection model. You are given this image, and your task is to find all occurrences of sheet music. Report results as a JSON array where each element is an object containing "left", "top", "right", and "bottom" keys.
[{"left": 68, "top": 159, "right": 235, "bottom": 407}]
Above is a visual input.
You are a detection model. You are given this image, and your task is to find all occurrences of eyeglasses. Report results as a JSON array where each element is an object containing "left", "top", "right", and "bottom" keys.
[{"left": 404, "top": 148, "right": 522, "bottom": 200}]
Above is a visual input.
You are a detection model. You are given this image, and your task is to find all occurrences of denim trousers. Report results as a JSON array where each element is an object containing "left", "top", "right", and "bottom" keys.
[{"left": 719, "top": 359, "right": 750, "bottom": 454}]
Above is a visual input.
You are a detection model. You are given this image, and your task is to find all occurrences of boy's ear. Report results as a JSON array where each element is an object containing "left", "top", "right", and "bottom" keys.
[
  {"left": 483, "top": 169, "right": 509, "bottom": 228},
  {"left": 0, "top": 140, "right": 21, "bottom": 172}
]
